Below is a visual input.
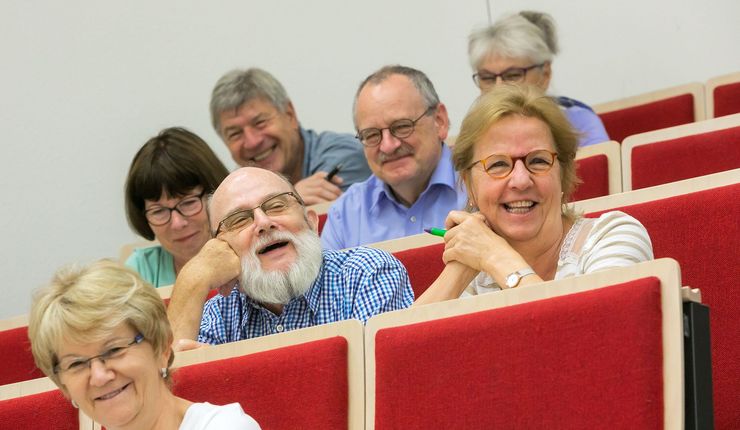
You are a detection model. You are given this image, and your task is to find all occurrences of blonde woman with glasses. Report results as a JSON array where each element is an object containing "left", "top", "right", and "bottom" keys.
[
  {"left": 28, "top": 260, "right": 260, "bottom": 429},
  {"left": 416, "top": 85, "right": 652, "bottom": 305}
]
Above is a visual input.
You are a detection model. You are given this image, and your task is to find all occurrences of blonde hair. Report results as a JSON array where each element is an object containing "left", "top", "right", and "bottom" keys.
[
  {"left": 28, "top": 260, "right": 173, "bottom": 387},
  {"left": 453, "top": 84, "right": 580, "bottom": 218}
]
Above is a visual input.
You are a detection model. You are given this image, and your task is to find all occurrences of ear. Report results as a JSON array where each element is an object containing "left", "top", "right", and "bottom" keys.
[
  {"left": 539, "top": 62, "right": 552, "bottom": 91},
  {"left": 462, "top": 171, "right": 478, "bottom": 208},
  {"left": 433, "top": 103, "right": 450, "bottom": 141},
  {"left": 283, "top": 101, "right": 299, "bottom": 129},
  {"left": 306, "top": 209, "right": 319, "bottom": 232}
]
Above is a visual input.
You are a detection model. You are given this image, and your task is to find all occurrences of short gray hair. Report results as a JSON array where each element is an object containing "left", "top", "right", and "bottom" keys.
[
  {"left": 210, "top": 68, "right": 291, "bottom": 134},
  {"left": 468, "top": 11, "right": 558, "bottom": 70},
  {"left": 353, "top": 65, "right": 440, "bottom": 128}
]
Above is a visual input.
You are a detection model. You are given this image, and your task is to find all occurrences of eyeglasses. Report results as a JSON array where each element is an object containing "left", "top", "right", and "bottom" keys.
[
  {"left": 144, "top": 191, "right": 205, "bottom": 226},
  {"left": 54, "top": 333, "right": 144, "bottom": 378},
  {"left": 468, "top": 150, "right": 558, "bottom": 179},
  {"left": 356, "top": 107, "right": 435, "bottom": 147},
  {"left": 472, "top": 64, "right": 545, "bottom": 89},
  {"left": 216, "top": 191, "right": 305, "bottom": 237}
]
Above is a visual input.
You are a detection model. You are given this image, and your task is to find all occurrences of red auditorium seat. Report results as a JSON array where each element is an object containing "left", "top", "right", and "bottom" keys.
[
  {"left": 167, "top": 319, "right": 364, "bottom": 430},
  {"left": 0, "top": 316, "right": 45, "bottom": 386},
  {"left": 572, "top": 140, "right": 621, "bottom": 201},
  {"left": 0, "top": 378, "right": 85, "bottom": 430},
  {"left": 707, "top": 71, "right": 740, "bottom": 118},
  {"left": 622, "top": 114, "right": 740, "bottom": 190},
  {"left": 366, "top": 259, "right": 684, "bottom": 429},
  {"left": 574, "top": 170, "right": 740, "bottom": 429},
  {"left": 594, "top": 82, "right": 705, "bottom": 143}
]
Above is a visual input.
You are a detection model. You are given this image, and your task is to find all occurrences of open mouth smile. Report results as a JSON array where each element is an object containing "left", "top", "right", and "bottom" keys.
[
  {"left": 95, "top": 382, "right": 130, "bottom": 401},
  {"left": 257, "top": 241, "right": 289, "bottom": 255},
  {"left": 503, "top": 200, "right": 537, "bottom": 214}
]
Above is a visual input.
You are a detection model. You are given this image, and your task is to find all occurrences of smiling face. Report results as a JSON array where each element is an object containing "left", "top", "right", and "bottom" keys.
[
  {"left": 467, "top": 115, "right": 563, "bottom": 245},
  {"left": 354, "top": 74, "right": 448, "bottom": 201},
  {"left": 211, "top": 168, "right": 318, "bottom": 274},
  {"left": 56, "top": 323, "right": 169, "bottom": 429},
  {"left": 219, "top": 98, "right": 303, "bottom": 177},
  {"left": 144, "top": 187, "right": 210, "bottom": 268}
]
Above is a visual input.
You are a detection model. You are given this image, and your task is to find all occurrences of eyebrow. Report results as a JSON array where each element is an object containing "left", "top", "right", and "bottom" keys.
[{"left": 221, "top": 192, "right": 286, "bottom": 220}]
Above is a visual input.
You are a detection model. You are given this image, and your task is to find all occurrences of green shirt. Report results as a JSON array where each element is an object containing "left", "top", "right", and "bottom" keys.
[{"left": 125, "top": 246, "right": 176, "bottom": 288}]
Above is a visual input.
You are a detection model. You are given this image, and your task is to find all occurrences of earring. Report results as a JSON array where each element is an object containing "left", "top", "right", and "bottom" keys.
[
  {"left": 71, "top": 400, "right": 79, "bottom": 409},
  {"left": 160, "top": 367, "right": 168, "bottom": 378}
]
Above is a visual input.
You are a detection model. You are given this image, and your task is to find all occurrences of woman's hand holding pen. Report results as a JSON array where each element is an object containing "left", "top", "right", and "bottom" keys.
[{"left": 295, "top": 170, "right": 343, "bottom": 204}]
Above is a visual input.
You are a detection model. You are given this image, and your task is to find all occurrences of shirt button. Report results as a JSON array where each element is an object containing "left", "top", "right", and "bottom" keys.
[
  {"left": 410, "top": 216, "right": 417, "bottom": 222},
  {"left": 275, "top": 324, "right": 284, "bottom": 333}
]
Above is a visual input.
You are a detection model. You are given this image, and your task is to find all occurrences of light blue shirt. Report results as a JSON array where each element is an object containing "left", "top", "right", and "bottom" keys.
[
  {"left": 125, "top": 246, "right": 175, "bottom": 288},
  {"left": 300, "top": 126, "right": 371, "bottom": 191},
  {"left": 556, "top": 96, "right": 610, "bottom": 147},
  {"left": 198, "top": 247, "right": 413, "bottom": 344},
  {"left": 321, "top": 144, "right": 467, "bottom": 250}
]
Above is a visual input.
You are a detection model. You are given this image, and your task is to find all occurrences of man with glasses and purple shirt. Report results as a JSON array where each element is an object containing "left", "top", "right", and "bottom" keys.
[
  {"left": 166, "top": 167, "right": 413, "bottom": 349},
  {"left": 320, "top": 65, "right": 468, "bottom": 250}
]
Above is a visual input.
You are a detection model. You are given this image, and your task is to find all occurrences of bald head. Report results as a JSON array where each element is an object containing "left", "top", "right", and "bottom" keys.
[{"left": 209, "top": 167, "right": 298, "bottom": 233}]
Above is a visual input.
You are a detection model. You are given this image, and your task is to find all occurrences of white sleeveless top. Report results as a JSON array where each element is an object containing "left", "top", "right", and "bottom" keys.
[{"left": 179, "top": 402, "right": 261, "bottom": 430}]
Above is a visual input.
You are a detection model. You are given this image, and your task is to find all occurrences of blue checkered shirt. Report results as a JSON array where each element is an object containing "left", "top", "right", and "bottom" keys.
[{"left": 198, "top": 247, "right": 413, "bottom": 344}]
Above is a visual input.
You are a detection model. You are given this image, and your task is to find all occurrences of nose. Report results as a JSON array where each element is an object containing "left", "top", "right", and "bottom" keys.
[
  {"left": 169, "top": 210, "right": 189, "bottom": 229},
  {"left": 507, "top": 159, "right": 533, "bottom": 190},
  {"left": 252, "top": 208, "right": 277, "bottom": 235},
  {"left": 378, "top": 128, "right": 402, "bottom": 154},
  {"left": 242, "top": 127, "right": 264, "bottom": 150},
  {"left": 88, "top": 359, "right": 114, "bottom": 387}
]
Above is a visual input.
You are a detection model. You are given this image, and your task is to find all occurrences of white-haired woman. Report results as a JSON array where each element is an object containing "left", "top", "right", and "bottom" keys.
[{"left": 468, "top": 11, "right": 609, "bottom": 147}]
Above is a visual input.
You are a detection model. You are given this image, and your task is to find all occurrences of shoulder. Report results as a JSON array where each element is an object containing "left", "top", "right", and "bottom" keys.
[
  {"left": 327, "top": 176, "right": 380, "bottom": 214},
  {"left": 323, "top": 247, "right": 402, "bottom": 272},
  {"left": 126, "top": 245, "right": 166, "bottom": 263},
  {"left": 555, "top": 96, "right": 595, "bottom": 112},
  {"left": 303, "top": 127, "right": 359, "bottom": 149},
  {"left": 583, "top": 211, "right": 653, "bottom": 255},
  {"left": 181, "top": 402, "right": 260, "bottom": 430}
]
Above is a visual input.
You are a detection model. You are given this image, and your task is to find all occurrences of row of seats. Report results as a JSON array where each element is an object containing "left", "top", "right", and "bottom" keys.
[
  {"left": 366, "top": 168, "right": 739, "bottom": 429},
  {"left": 593, "top": 70, "right": 740, "bottom": 143},
  {"left": 572, "top": 112, "right": 740, "bottom": 201},
  {"left": 0, "top": 258, "right": 692, "bottom": 429}
]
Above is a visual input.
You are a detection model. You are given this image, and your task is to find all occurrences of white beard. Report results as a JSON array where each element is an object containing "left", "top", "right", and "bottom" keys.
[{"left": 239, "top": 229, "right": 323, "bottom": 305}]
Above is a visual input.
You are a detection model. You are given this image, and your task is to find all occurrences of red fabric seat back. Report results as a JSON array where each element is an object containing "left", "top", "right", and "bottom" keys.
[
  {"left": 714, "top": 81, "right": 740, "bottom": 118},
  {"left": 630, "top": 126, "right": 740, "bottom": 190},
  {"left": 572, "top": 154, "right": 610, "bottom": 201},
  {"left": 318, "top": 213, "right": 328, "bottom": 234},
  {"left": 586, "top": 183, "right": 740, "bottom": 429},
  {"left": 172, "top": 337, "right": 349, "bottom": 430},
  {"left": 373, "top": 277, "right": 665, "bottom": 429},
  {"left": 598, "top": 94, "right": 696, "bottom": 143},
  {"left": 0, "top": 326, "right": 45, "bottom": 385},
  {"left": 392, "top": 243, "right": 445, "bottom": 299},
  {"left": 0, "top": 389, "right": 78, "bottom": 430}
]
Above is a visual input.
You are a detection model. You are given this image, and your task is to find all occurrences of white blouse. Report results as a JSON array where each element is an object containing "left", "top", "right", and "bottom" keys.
[{"left": 464, "top": 211, "right": 654, "bottom": 296}]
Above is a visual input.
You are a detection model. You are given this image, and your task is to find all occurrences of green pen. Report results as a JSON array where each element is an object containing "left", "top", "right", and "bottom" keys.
[{"left": 424, "top": 227, "right": 447, "bottom": 237}]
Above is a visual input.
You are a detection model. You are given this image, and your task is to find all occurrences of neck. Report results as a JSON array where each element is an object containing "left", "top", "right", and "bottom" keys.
[
  {"left": 262, "top": 302, "right": 285, "bottom": 315},
  {"left": 110, "top": 384, "right": 190, "bottom": 430},
  {"left": 389, "top": 173, "right": 432, "bottom": 208},
  {"left": 287, "top": 133, "right": 305, "bottom": 184},
  {"left": 510, "top": 216, "right": 572, "bottom": 281}
]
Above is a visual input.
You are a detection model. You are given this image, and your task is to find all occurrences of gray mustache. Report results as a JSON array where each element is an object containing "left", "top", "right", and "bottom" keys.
[{"left": 377, "top": 143, "right": 414, "bottom": 163}]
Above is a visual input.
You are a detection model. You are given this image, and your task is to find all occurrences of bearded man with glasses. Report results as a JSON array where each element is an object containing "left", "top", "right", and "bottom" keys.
[
  {"left": 166, "top": 167, "right": 413, "bottom": 349},
  {"left": 320, "top": 65, "right": 468, "bottom": 250}
]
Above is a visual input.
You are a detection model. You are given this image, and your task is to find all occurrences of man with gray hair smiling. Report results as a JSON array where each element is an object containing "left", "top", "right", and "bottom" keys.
[
  {"left": 167, "top": 167, "right": 412, "bottom": 348},
  {"left": 210, "top": 68, "right": 371, "bottom": 205}
]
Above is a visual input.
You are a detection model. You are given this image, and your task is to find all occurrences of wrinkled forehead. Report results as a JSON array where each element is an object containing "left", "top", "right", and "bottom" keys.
[{"left": 210, "top": 168, "right": 293, "bottom": 222}]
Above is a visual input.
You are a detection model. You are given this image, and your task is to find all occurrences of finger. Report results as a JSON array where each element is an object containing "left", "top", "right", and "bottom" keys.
[{"left": 444, "top": 210, "right": 470, "bottom": 229}]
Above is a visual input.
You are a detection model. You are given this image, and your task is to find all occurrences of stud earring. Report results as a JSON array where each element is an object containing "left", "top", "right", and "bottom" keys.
[
  {"left": 160, "top": 367, "right": 168, "bottom": 378},
  {"left": 71, "top": 400, "right": 79, "bottom": 409}
]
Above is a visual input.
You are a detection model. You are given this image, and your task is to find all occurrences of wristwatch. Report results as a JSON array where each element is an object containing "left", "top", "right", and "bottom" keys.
[{"left": 505, "top": 267, "right": 536, "bottom": 289}]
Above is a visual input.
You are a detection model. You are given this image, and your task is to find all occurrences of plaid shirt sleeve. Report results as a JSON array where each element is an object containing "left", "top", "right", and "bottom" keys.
[
  {"left": 344, "top": 247, "right": 413, "bottom": 323},
  {"left": 198, "top": 291, "right": 245, "bottom": 345}
]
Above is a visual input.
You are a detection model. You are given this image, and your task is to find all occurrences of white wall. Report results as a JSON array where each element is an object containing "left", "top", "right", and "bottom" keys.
[{"left": 1, "top": 0, "right": 738, "bottom": 319}]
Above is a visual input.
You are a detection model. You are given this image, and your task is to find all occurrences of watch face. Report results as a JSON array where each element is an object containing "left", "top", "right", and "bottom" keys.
[{"left": 506, "top": 273, "right": 519, "bottom": 288}]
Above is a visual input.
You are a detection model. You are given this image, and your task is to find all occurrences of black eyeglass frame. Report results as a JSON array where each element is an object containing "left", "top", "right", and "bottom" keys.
[
  {"left": 472, "top": 63, "right": 545, "bottom": 89},
  {"left": 215, "top": 191, "right": 305, "bottom": 237},
  {"left": 355, "top": 106, "right": 436, "bottom": 147},
  {"left": 143, "top": 191, "right": 206, "bottom": 226}
]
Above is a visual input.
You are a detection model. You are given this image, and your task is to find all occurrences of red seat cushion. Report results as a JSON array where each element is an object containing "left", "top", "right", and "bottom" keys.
[
  {"left": 630, "top": 126, "right": 740, "bottom": 190},
  {"left": 0, "top": 326, "right": 45, "bottom": 385},
  {"left": 572, "top": 154, "right": 610, "bottom": 201},
  {"left": 587, "top": 183, "right": 740, "bottom": 429},
  {"left": 599, "top": 94, "right": 696, "bottom": 143},
  {"left": 714, "top": 82, "right": 740, "bottom": 118},
  {"left": 373, "top": 277, "right": 664, "bottom": 429},
  {"left": 0, "top": 389, "right": 78, "bottom": 430},
  {"left": 172, "top": 337, "right": 349, "bottom": 430},
  {"left": 393, "top": 243, "right": 445, "bottom": 299},
  {"left": 318, "top": 213, "right": 328, "bottom": 234}
]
